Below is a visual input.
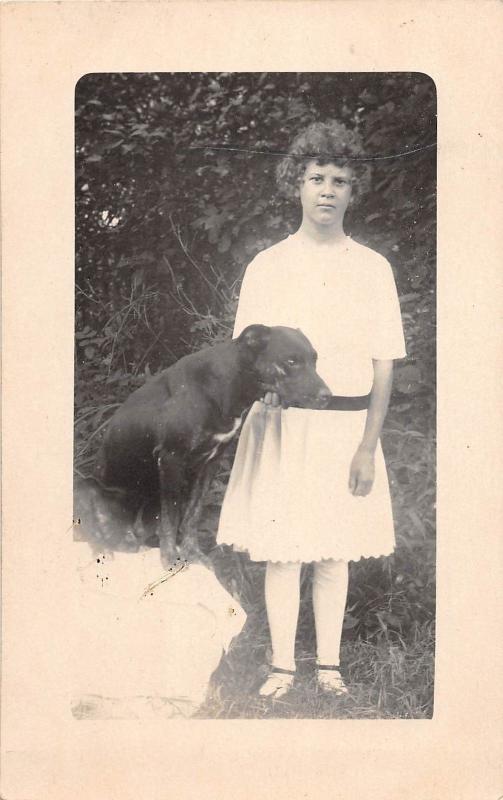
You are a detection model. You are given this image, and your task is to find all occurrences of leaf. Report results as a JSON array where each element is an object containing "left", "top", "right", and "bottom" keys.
[
  {"left": 395, "top": 365, "right": 422, "bottom": 394},
  {"left": 75, "top": 327, "right": 94, "bottom": 339},
  {"left": 407, "top": 508, "right": 427, "bottom": 536},
  {"left": 217, "top": 233, "right": 231, "bottom": 253},
  {"left": 398, "top": 292, "right": 420, "bottom": 304},
  {"left": 379, "top": 611, "right": 402, "bottom": 628},
  {"left": 375, "top": 613, "right": 388, "bottom": 633}
]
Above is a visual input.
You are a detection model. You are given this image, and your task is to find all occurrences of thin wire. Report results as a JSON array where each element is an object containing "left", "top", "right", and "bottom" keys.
[{"left": 188, "top": 142, "right": 436, "bottom": 162}]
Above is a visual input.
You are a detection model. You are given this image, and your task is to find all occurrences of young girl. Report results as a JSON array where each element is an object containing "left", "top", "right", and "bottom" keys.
[{"left": 216, "top": 120, "right": 406, "bottom": 698}]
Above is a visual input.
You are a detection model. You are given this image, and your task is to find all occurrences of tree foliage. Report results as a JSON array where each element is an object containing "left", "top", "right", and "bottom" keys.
[{"left": 76, "top": 72, "right": 435, "bottom": 369}]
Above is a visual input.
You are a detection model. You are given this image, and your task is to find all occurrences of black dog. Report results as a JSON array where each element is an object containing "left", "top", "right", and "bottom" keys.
[{"left": 83, "top": 324, "right": 330, "bottom": 567}]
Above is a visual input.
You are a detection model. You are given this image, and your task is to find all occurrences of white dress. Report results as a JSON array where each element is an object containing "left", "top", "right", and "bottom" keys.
[{"left": 216, "top": 231, "right": 407, "bottom": 564}]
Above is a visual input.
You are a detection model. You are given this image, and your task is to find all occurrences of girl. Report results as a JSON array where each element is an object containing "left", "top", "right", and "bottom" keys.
[{"left": 216, "top": 120, "right": 406, "bottom": 698}]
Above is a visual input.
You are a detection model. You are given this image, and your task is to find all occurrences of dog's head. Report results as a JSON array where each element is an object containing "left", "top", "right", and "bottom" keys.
[{"left": 236, "top": 324, "right": 331, "bottom": 409}]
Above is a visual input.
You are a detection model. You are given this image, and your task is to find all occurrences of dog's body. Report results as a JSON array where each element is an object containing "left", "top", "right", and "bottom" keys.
[{"left": 83, "top": 324, "right": 330, "bottom": 566}]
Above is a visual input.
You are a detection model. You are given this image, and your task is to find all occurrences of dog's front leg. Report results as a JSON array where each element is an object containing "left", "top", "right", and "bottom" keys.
[
  {"left": 156, "top": 448, "right": 184, "bottom": 569},
  {"left": 179, "top": 459, "right": 220, "bottom": 565}
]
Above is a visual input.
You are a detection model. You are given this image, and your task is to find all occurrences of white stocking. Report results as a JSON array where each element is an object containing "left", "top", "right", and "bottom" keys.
[
  {"left": 312, "top": 558, "right": 349, "bottom": 666},
  {"left": 264, "top": 560, "right": 302, "bottom": 672}
]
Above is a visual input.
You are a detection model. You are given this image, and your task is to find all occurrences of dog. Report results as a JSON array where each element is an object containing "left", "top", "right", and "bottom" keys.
[{"left": 81, "top": 324, "right": 331, "bottom": 567}]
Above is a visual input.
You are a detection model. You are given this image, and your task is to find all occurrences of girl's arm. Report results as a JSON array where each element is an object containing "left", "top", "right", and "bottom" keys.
[{"left": 348, "top": 359, "right": 394, "bottom": 496}]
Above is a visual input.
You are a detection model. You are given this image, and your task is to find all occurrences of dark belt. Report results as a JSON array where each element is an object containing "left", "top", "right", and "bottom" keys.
[{"left": 325, "top": 393, "right": 371, "bottom": 411}]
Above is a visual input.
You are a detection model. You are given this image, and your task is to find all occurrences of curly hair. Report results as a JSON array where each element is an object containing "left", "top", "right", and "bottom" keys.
[{"left": 276, "top": 120, "right": 371, "bottom": 202}]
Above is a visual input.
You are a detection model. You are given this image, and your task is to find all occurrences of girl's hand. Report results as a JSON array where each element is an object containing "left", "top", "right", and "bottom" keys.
[
  {"left": 349, "top": 447, "right": 375, "bottom": 496},
  {"left": 262, "top": 391, "right": 281, "bottom": 407}
]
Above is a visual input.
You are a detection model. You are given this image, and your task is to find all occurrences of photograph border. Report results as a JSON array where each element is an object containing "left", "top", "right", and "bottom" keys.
[{"left": 1, "top": 3, "right": 502, "bottom": 799}]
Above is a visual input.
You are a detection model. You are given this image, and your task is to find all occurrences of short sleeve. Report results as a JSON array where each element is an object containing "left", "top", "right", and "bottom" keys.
[
  {"left": 370, "top": 257, "right": 407, "bottom": 360},
  {"left": 232, "top": 254, "right": 275, "bottom": 337}
]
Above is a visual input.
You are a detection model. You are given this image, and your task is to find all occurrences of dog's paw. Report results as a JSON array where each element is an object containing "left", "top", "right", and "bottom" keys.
[
  {"left": 180, "top": 544, "right": 212, "bottom": 570},
  {"left": 160, "top": 546, "right": 180, "bottom": 572}
]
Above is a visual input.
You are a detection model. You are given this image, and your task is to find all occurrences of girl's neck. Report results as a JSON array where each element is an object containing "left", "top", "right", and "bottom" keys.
[{"left": 297, "top": 219, "right": 348, "bottom": 245}]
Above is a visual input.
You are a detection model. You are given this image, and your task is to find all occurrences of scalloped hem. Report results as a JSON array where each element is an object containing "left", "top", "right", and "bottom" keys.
[{"left": 220, "top": 540, "right": 395, "bottom": 565}]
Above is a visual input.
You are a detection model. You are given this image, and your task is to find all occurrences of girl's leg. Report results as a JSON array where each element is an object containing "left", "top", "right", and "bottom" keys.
[
  {"left": 259, "top": 560, "right": 301, "bottom": 697},
  {"left": 312, "top": 559, "right": 349, "bottom": 692},
  {"left": 264, "top": 559, "right": 302, "bottom": 671}
]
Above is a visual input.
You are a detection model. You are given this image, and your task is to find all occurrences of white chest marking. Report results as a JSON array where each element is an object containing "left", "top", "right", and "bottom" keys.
[
  {"left": 204, "top": 417, "right": 243, "bottom": 463},
  {"left": 213, "top": 416, "right": 243, "bottom": 444}
]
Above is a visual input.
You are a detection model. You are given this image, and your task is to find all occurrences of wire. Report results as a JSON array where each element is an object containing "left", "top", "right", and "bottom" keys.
[{"left": 188, "top": 142, "right": 436, "bottom": 162}]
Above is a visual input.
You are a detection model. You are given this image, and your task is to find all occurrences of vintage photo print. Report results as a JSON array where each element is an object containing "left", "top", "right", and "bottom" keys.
[
  {"left": 73, "top": 72, "right": 436, "bottom": 720},
  {"left": 1, "top": 3, "right": 502, "bottom": 799}
]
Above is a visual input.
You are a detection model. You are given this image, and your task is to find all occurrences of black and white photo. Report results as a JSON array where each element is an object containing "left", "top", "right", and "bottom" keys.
[{"left": 74, "top": 72, "right": 436, "bottom": 720}]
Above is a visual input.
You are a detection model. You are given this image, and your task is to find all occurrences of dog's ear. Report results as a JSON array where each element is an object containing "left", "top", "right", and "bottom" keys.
[{"left": 236, "top": 324, "right": 271, "bottom": 353}]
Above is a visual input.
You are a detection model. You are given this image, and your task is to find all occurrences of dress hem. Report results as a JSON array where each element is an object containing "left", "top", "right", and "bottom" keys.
[{"left": 218, "top": 540, "right": 395, "bottom": 565}]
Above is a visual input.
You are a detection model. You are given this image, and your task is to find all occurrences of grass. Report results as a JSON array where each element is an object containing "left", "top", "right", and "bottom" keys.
[
  {"left": 195, "top": 554, "right": 434, "bottom": 720},
  {"left": 197, "top": 630, "right": 435, "bottom": 720}
]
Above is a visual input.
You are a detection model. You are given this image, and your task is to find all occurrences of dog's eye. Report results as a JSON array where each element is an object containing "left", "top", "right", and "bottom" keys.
[{"left": 286, "top": 358, "right": 298, "bottom": 367}]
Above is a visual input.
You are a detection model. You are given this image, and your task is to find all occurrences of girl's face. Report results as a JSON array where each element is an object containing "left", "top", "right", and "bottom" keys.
[{"left": 298, "top": 160, "right": 354, "bottom": 231}]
